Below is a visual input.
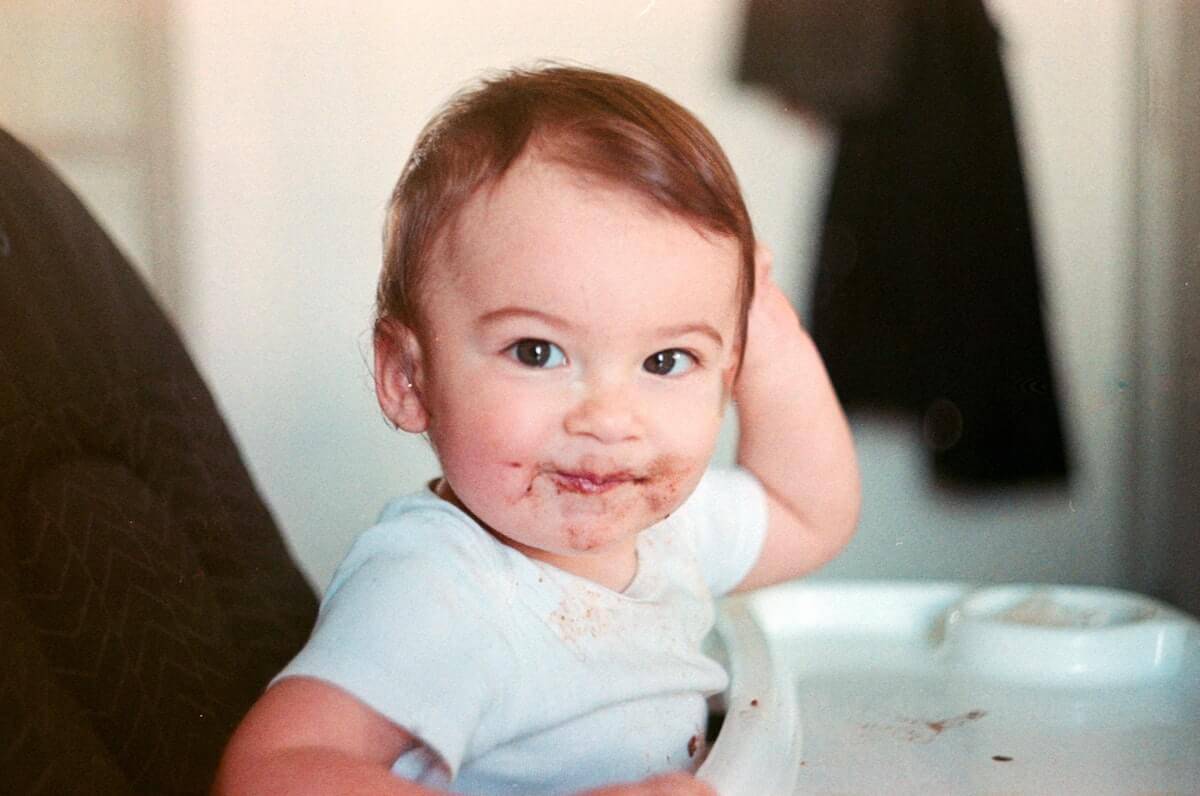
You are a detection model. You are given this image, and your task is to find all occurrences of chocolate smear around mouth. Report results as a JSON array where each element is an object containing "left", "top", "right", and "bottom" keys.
[
  {"left": 641, "top": 454, "right": 690, "bottom": 516},
  {"left": 515, "top": 456, "right": 695, "bottom": 524}
]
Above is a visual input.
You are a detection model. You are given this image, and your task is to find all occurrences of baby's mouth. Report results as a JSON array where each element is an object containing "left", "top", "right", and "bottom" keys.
[{"left": 550, "top": 470, "right": 643, "bottom": 495}]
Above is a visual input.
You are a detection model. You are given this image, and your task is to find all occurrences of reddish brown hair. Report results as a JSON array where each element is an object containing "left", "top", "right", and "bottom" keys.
[{"left": 377, "top": 64, "right": 755, "bottom": 347}]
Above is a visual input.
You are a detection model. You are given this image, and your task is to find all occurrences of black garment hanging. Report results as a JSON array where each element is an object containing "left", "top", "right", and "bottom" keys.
[{"left": 739, "top": 0, "right": 1070, "bottom": 489}]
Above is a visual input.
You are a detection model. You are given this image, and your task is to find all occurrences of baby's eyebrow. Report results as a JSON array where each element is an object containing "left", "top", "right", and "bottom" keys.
[
  {"left": 657, "top": 322, "right": 724, "bottom": 348},
  {"left": 477, "top": 306, "right": 572, "bottom": 330},
  {"left": 477, "top": 308, "right": 724, "bottom": 347}
]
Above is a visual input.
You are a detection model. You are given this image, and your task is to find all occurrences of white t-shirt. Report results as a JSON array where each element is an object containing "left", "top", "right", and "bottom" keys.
[{"left": 275, "top": 467, "right": 768, "bottom": 795}]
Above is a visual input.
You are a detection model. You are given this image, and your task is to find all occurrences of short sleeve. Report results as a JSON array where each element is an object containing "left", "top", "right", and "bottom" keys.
[
  {"left": 273, "top": 515, "right": 512, "bottom": 777},
  {"left": 678, "top": 467, "right": 768, "bottom": 597}
]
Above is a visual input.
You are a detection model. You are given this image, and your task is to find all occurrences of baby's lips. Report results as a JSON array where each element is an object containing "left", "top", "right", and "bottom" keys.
[{"left": 551, "top": 470, "right": 637, "bottom": 495}]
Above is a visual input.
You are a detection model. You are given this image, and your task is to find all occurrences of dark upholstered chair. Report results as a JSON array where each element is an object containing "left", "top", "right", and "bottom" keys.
[{"left": 0, "top": 127, "right": 318, "bottom": 794}]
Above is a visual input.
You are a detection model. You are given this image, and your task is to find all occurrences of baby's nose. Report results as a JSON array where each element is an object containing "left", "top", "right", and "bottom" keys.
[{"left": 563, "top": 382, "right": 644, "bottom": 444}]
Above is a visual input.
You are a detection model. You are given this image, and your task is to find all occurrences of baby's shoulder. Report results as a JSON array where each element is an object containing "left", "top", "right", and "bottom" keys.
[{"left": 337, "top": 491, "right": 514, "bottom": 587}]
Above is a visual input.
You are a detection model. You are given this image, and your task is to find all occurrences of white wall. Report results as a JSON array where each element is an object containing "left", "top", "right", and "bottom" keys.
[
  {"left": 168, "top": 1, "right": 1140, "bottom": 591},
  {"left": 0, "top": 1, "right": 176, "bottom": 300}
]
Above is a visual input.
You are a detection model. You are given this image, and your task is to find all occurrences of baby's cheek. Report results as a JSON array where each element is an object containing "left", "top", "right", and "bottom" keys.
[
  {"left": 474, "top": 383, "right": 545, "bottom": 441},
  {"left": 642, "top": 459, "right": 688, "bottom": 518},
  {"left": 435, "top": 394, "right": 546, "bottom": 485},
  {"left": 657, "top": 387, "right": 725, "bottom": 452},
  {"left": 641, "top": 390, "right": 725, "bottom": 512},
  {"left": 638, "top": 453, "right": 706, "bottom": 522}
]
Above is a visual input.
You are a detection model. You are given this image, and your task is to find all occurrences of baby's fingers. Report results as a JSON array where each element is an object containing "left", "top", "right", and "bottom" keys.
[
  {"left": 578, "top": 771, "right": 717, "bottom": 795},
  {"left": 754, "top": 242, "right": 774, "bottom": 284},
  {"left": 642, "top": 772, "right": 717, "bottom": 795}
]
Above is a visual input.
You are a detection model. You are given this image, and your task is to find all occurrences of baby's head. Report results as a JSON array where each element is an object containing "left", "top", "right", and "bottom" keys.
[
  {"left": 377, "top": 64, "right": 755, "bottom": 352},
  {"left": 374, "top": 65, "right": 756, "bottom": 585}
]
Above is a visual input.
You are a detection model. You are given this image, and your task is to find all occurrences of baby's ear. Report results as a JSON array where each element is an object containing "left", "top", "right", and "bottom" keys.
[{"left": 374, "top": 320, "right": 429, "bottom": 433}]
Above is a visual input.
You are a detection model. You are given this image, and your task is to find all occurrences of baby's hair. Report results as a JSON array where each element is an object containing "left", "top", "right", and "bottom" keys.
[{"left": 376, "top": 63, "right": 756, "bottom": 349}]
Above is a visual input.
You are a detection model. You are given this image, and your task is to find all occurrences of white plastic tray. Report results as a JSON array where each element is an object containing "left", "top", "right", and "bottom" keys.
[{"left": 699, "top": 581, "right": 1200, "bottom": 795}]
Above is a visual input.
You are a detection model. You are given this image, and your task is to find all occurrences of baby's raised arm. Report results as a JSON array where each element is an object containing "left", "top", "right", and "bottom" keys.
[{"left": 731, "top": 246, "right": 861, "bottom": 591}]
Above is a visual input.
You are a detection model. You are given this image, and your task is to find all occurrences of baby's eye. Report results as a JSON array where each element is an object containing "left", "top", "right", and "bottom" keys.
[
  {"left": 643, "top": 349, "right": 697, "bottom": 377},
  {"left": 507, "top": 338, "right": 566, "bottom": 368}
]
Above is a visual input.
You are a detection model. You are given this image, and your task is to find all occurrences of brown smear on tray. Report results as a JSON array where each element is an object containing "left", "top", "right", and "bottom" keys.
[
  {"left": 859, "top": 709, "right": 988, "bottom": 744},
  {"left": 926, "top": 709, "right": 986, "bottom": 735},
  {"left": 688, "top": 735, "right": 699, "bottom": 757}
]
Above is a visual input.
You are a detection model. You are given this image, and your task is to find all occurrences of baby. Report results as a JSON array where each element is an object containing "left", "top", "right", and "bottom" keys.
[{"left": 216, "top": 65, "right": 859, "bottom": 795}]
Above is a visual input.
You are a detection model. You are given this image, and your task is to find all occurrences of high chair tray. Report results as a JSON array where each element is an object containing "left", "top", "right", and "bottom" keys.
[{"left": 698, "top": 581, "right": 1200, "bottom": 795}]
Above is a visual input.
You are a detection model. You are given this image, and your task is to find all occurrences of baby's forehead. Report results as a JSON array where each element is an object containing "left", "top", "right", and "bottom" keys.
[
  {"left": 441, "top": 152, "right": 725, "bottom": 264},
  {"left": 413, "top": 148, "right": 746, "bottom": 349},
  {"left": 472, "top": 151, "right": 642, "bottom": 214},
  {"left": 427, "top": 166, "right": 735, "bottom": 325}
]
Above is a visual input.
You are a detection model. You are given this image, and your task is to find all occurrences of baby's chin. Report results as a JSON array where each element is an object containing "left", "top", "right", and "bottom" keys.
[
  {"left": 526, "top": 473, "right": 687, "bottom": 523},
  {"left": 446, "top": 458, "right": 703, "bottom": 552},
  {"left": 464, "top": 494, "right": 671, "bottom": 558},
  {"left": 553, "top": 510, "right": 660, "bottom": 554}
]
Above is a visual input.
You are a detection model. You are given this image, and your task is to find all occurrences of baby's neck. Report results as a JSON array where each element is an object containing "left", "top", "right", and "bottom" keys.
[{"left": 532, "top": 544, "right": 640, "bottom": 593}]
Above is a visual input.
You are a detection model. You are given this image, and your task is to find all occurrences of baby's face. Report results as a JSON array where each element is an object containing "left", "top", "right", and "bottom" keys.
[{"left": 411, "top": 154, "right": 741, "bottom": 586}]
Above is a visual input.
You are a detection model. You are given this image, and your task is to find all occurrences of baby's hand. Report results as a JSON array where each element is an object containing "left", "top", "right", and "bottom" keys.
[
  {"left": 736, "top": 243, "right": 805, "bottom": 390},
  {"left": 577, "top": 771, "right": 717, "bottom": 795},
  {"left": 726, "top": 241, "right": 861, "bottom": 590}
]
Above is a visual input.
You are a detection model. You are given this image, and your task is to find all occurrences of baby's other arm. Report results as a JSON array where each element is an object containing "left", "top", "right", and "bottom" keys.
[
  {"left": 213, "top": 676, "right": 436, "bottom": 795},
  {"left": 732, "top": 246, "right": 861, "bottom": 591},
  {"left": 215, "top": 677, "right": 716, "bottom": 795},
  {"left": 578, "top": 773, "right": 716, "bottom": 795}
]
